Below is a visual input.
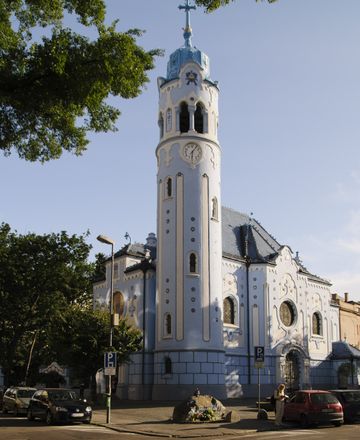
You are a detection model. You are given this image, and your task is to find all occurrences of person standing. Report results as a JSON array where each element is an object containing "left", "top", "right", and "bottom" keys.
[{"left": 274, "top": 383, "right": 287, "bottom": 426}]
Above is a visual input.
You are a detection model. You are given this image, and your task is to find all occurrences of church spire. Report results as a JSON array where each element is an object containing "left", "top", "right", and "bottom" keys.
[{"left": 178, "top": 0, "right": 196, "bottom": 48}]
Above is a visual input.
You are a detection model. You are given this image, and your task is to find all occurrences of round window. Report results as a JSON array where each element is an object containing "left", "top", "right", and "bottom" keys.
[{"left": 280, "top": 301, "right": 295, "bottom": 327}]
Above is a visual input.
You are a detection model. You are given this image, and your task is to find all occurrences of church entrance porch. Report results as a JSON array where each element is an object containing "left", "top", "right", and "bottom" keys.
[
  {"left": 284, "top": 350, "right": 300, "bottom": 392},
  {"left": 277, "top": 345, "right": 310, "bottom": 392}
]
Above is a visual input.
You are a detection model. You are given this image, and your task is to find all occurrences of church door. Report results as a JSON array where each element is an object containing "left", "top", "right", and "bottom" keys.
[
  {"left": 284, "top": 351, "right": 300, "bottom": 392},
  {"left": 338, "top": 363, "right": 351, "bottom": 388}
]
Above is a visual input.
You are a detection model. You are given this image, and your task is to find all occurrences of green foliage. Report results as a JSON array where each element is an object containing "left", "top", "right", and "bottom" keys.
[
  {"left": 0, "top": 0, "right": 162, "bottom": 162},
  {"left": 48, "top": 305, "right": 142, "bottom": 390},
  {"left": 195, "top": 0, "right": 277, "bottom": 13},
  {"left": 0, "top": 223, "right": 142, "bottom": 389},
  {"left": 92, "top": 252, "right": 106, "bottom": 283},
  {"left": 0, "top": 223, "right": 93, "bottom": 384}
]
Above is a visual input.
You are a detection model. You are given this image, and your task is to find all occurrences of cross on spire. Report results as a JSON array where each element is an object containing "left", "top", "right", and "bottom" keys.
[{"left": 178, "top": 0, "right": 196, "bottom": 47}]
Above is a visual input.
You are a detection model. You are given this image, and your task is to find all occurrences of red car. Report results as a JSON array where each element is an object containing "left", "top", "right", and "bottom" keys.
[{"left": 283, "top": 390, "right": 343, "bottom": 427}]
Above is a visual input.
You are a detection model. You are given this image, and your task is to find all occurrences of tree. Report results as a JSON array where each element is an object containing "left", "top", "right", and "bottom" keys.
[
  {"left": 0, "top": 223, "right": 93, "bottom": 385},
  {"left": 48, "top": 305, "right": 142, "bottom": 400},
  {"left": 0, "top": 0, "right": 162, "bottom": 162},
  {"left": 0, "top": 224, "right": 143, "bottom": 394},
  {"left": 195, "top": 0, "right": 277, "bottom": 13}
]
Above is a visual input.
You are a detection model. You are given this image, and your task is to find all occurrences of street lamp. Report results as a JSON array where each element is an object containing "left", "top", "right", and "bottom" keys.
[{"left": 97, "top": 234, "right": 115, "bottom": 424}]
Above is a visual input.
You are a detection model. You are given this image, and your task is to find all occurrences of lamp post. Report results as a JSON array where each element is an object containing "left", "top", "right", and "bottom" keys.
[{"left": 97, "top": 234, "right": 115, "bottom": 424}]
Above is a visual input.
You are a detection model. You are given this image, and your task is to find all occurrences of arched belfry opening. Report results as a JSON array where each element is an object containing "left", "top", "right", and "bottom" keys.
[
  {"left": 194, "top": 103, "right": 204, "bottom": 133},
  {"left": 179, "top": 102, "right": 190, "bottom": 133}
]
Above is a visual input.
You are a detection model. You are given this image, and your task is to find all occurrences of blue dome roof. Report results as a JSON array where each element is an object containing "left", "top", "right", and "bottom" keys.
[
  {"left": 166, "top": 1, "right": 212, "bottom": 82},
  {"left": 166, "top": 43, "right": 210, "bottom": 81}
]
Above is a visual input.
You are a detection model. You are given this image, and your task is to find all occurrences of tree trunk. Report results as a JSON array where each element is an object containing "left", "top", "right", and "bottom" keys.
[{"left": 24, "top": 331, "right": 38, "bottom": 386}]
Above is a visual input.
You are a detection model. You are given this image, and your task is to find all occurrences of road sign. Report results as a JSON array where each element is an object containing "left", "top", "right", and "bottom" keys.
[
  {"left": 104, "top": 352, "right": 117, "bottom": 368},
  {"left": 104, "top": 367, "right": 116, "bottom": 376},
  {"left": 254, "top": 346, "right": 264, "bottom": 368},
  {"left": 104, "top": 352, "right": 117, "bottom": 376},
  {"left": 254, "top": 361, "right": 264, "bottom": 369}
]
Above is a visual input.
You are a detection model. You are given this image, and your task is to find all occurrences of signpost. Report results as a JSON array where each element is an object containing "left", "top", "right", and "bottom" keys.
[
  {"left": 104, "top": 352, "right": 117, "bottom": 376},
  {"left": 254, "top": 346, "right": 265, "bottom": 417},
  {"left": 104, "top": 352, "right": 117, "bottom": 423}
]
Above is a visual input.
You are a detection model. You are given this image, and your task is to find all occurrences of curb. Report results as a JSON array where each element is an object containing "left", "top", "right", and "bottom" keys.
[{"left": 91, "top": 422, "right": 258, "bottom": 438}]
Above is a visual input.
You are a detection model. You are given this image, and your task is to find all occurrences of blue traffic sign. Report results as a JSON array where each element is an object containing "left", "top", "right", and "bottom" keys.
[{"left": 104, "top": 352, "right": 117, "bottom": 369}]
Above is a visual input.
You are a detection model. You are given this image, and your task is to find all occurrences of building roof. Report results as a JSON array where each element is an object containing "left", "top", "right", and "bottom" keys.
[
  {"left": 331, "top": 341, "right": 360, "bottom": 359},
  {"left": 222, "top": 207, "right": 280, "bottom": 263},
  {"left": 114, "top": 242, "right": 147, "bottom": 259},
  {"left": 221, "top": 207, "right": 330, "bottom": 285}
]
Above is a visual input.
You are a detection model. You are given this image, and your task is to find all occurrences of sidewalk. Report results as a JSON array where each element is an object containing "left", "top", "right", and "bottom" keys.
[{"left": 92, "top": 399, "right": 279, "bottom": 437}]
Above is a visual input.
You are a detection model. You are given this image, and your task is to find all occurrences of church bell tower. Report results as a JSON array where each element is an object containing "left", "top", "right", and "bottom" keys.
[{"left": 152, "top": 1, "right": 226, "bottom": 400}]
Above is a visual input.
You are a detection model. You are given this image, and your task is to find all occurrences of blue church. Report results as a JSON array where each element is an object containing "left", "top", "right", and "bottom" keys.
[{"left": 93, "top": 1, "right": 358, "bottom": 400}]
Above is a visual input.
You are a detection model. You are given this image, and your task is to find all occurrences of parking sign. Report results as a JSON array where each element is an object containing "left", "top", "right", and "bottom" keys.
[
  {"left": 254, "top": 346, "right": 264, "bottom": 368},
  {"left": 104, "top": 352, "right": 117, "bottom": 375}
]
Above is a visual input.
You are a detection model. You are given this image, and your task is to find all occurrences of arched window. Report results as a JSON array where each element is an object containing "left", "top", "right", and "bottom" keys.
[
  {"left": 166, "top": 177, "right": 172, "bottom": 198},
  {"left": 211, "top": 197, "right": 218, "bottom": 220},
  {"left": 189, "top": 252, "right": 197, "bottom": 274},
  {"left": 113, "top": 292, "right": 125, "bottom": 316},
  {"left": 166, "top": 108, "right": 172, "bottom": 132},
  {"left": 179, "top": 102, "right": 189, "bottom": 133},
  {"left": 223, "top": 297, "right": 235, "bottom": 325},
  {"left": 194, "top": 103, "right": 204, "bottom": 133},
  {"left": 312, "top": 312, "right": 322, "bottom": 335},
  {"left": 164, "top": 357, "right": 172, "bottom": 375},
  {"left": 164, "top": 313, "right": 172, "bottom": 336},
  {"left": 158, "top": 113, "right": 164, "bottom": 138}
]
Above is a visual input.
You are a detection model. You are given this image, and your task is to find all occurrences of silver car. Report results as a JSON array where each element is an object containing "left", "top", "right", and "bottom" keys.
[{"left": 2, "top": 387, "right": 37, "bottom": 416}]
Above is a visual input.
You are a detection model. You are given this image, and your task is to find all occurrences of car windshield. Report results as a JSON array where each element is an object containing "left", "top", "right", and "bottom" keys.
[
  {"left": 341, "top": 392, "right": 360, "bottom": 403},
  {"left": 311, "top": 393, "right": 339, "bottom": 405},
  {"left": 17, "top": 390, "right": 35, "bottom": 398},
  {"left": 48, "top": 390, "right": 78, "bottom": 401}
]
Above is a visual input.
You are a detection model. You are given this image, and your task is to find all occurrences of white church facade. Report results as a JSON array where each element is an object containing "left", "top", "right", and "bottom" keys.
[{"left": 93, "top": 1, "right": 357, "bottom": 400}]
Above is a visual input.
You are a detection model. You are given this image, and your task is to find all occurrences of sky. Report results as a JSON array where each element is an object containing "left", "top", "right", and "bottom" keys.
[{"left": 1, "top": 0, "right": 360, "bottom": 301}]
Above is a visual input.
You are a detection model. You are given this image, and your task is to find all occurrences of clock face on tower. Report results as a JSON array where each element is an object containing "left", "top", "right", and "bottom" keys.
[{"left": 182, "top": 143, "right": 202, "bottom": 165}]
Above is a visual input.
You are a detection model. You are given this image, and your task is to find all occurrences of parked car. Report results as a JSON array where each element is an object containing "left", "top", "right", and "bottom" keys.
[
  {"left": 27, "top": 388, "right": 92, "bottom": 425},
  {"left": 2, "top": 387, "right": 37, "bottom": 416},
  {"left": 329, "top": 389, "right": 360, "bottom": 423},
  {"left": 0, "top": 387, "right": 5, "bottom": 411},
  {"left": 283, "top": 390, "right": 343, "bottom": 427}
]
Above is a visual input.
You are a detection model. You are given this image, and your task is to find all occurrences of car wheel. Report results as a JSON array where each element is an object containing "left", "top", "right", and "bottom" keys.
[
  {"left": 27, "top": 409, "right": 34, "bottom": 421},
  {"left": 332, "top": 421, "right": 342, "bottom": 427},
  {"left": 300, "top": 414, "right": 309, "bottom": 428},
  {"left": 83, "top": 420, "right": 91, "bottom": 424},
  {"left": 45, "top": 411, "right": 53, "bottom": 425}
]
